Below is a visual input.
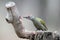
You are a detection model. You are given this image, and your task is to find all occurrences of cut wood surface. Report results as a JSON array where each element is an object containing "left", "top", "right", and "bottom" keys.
[{"left": 0, "top": 14, "right": 29, "bottom": 40}]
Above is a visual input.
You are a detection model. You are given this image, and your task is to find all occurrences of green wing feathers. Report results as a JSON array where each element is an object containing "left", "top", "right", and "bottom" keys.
[
  {"left": 40, "top": 19, "right": 48, "bottom": 30},
  {"left": 36, "top": 17, "right": 48, "bottom": 30}
]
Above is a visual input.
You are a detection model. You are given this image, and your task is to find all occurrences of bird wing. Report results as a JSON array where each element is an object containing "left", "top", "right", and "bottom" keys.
[
  {"left": 40, "top": 19, "right": 48, "bottom": 30},
  {"left": 36, "top": 18, "right": 48, "bottom": 30}
]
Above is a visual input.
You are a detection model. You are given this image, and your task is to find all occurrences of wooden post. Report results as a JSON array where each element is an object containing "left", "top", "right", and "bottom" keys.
[{"left": 5, "top": 2, "right": 35, "bottom": 39}]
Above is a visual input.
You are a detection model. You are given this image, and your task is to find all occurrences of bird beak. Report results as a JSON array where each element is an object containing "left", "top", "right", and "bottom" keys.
[
  {"left": 23, "top": 17, "right": 30, "bottom": 20},
  {"left": 23, "top": 17, "right": 28, "bottom": 19}
]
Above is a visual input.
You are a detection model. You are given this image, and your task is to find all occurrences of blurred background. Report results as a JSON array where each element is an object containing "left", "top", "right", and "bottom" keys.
[{"left": 0, "top": 0, "right": 60, "bottom": 40}]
